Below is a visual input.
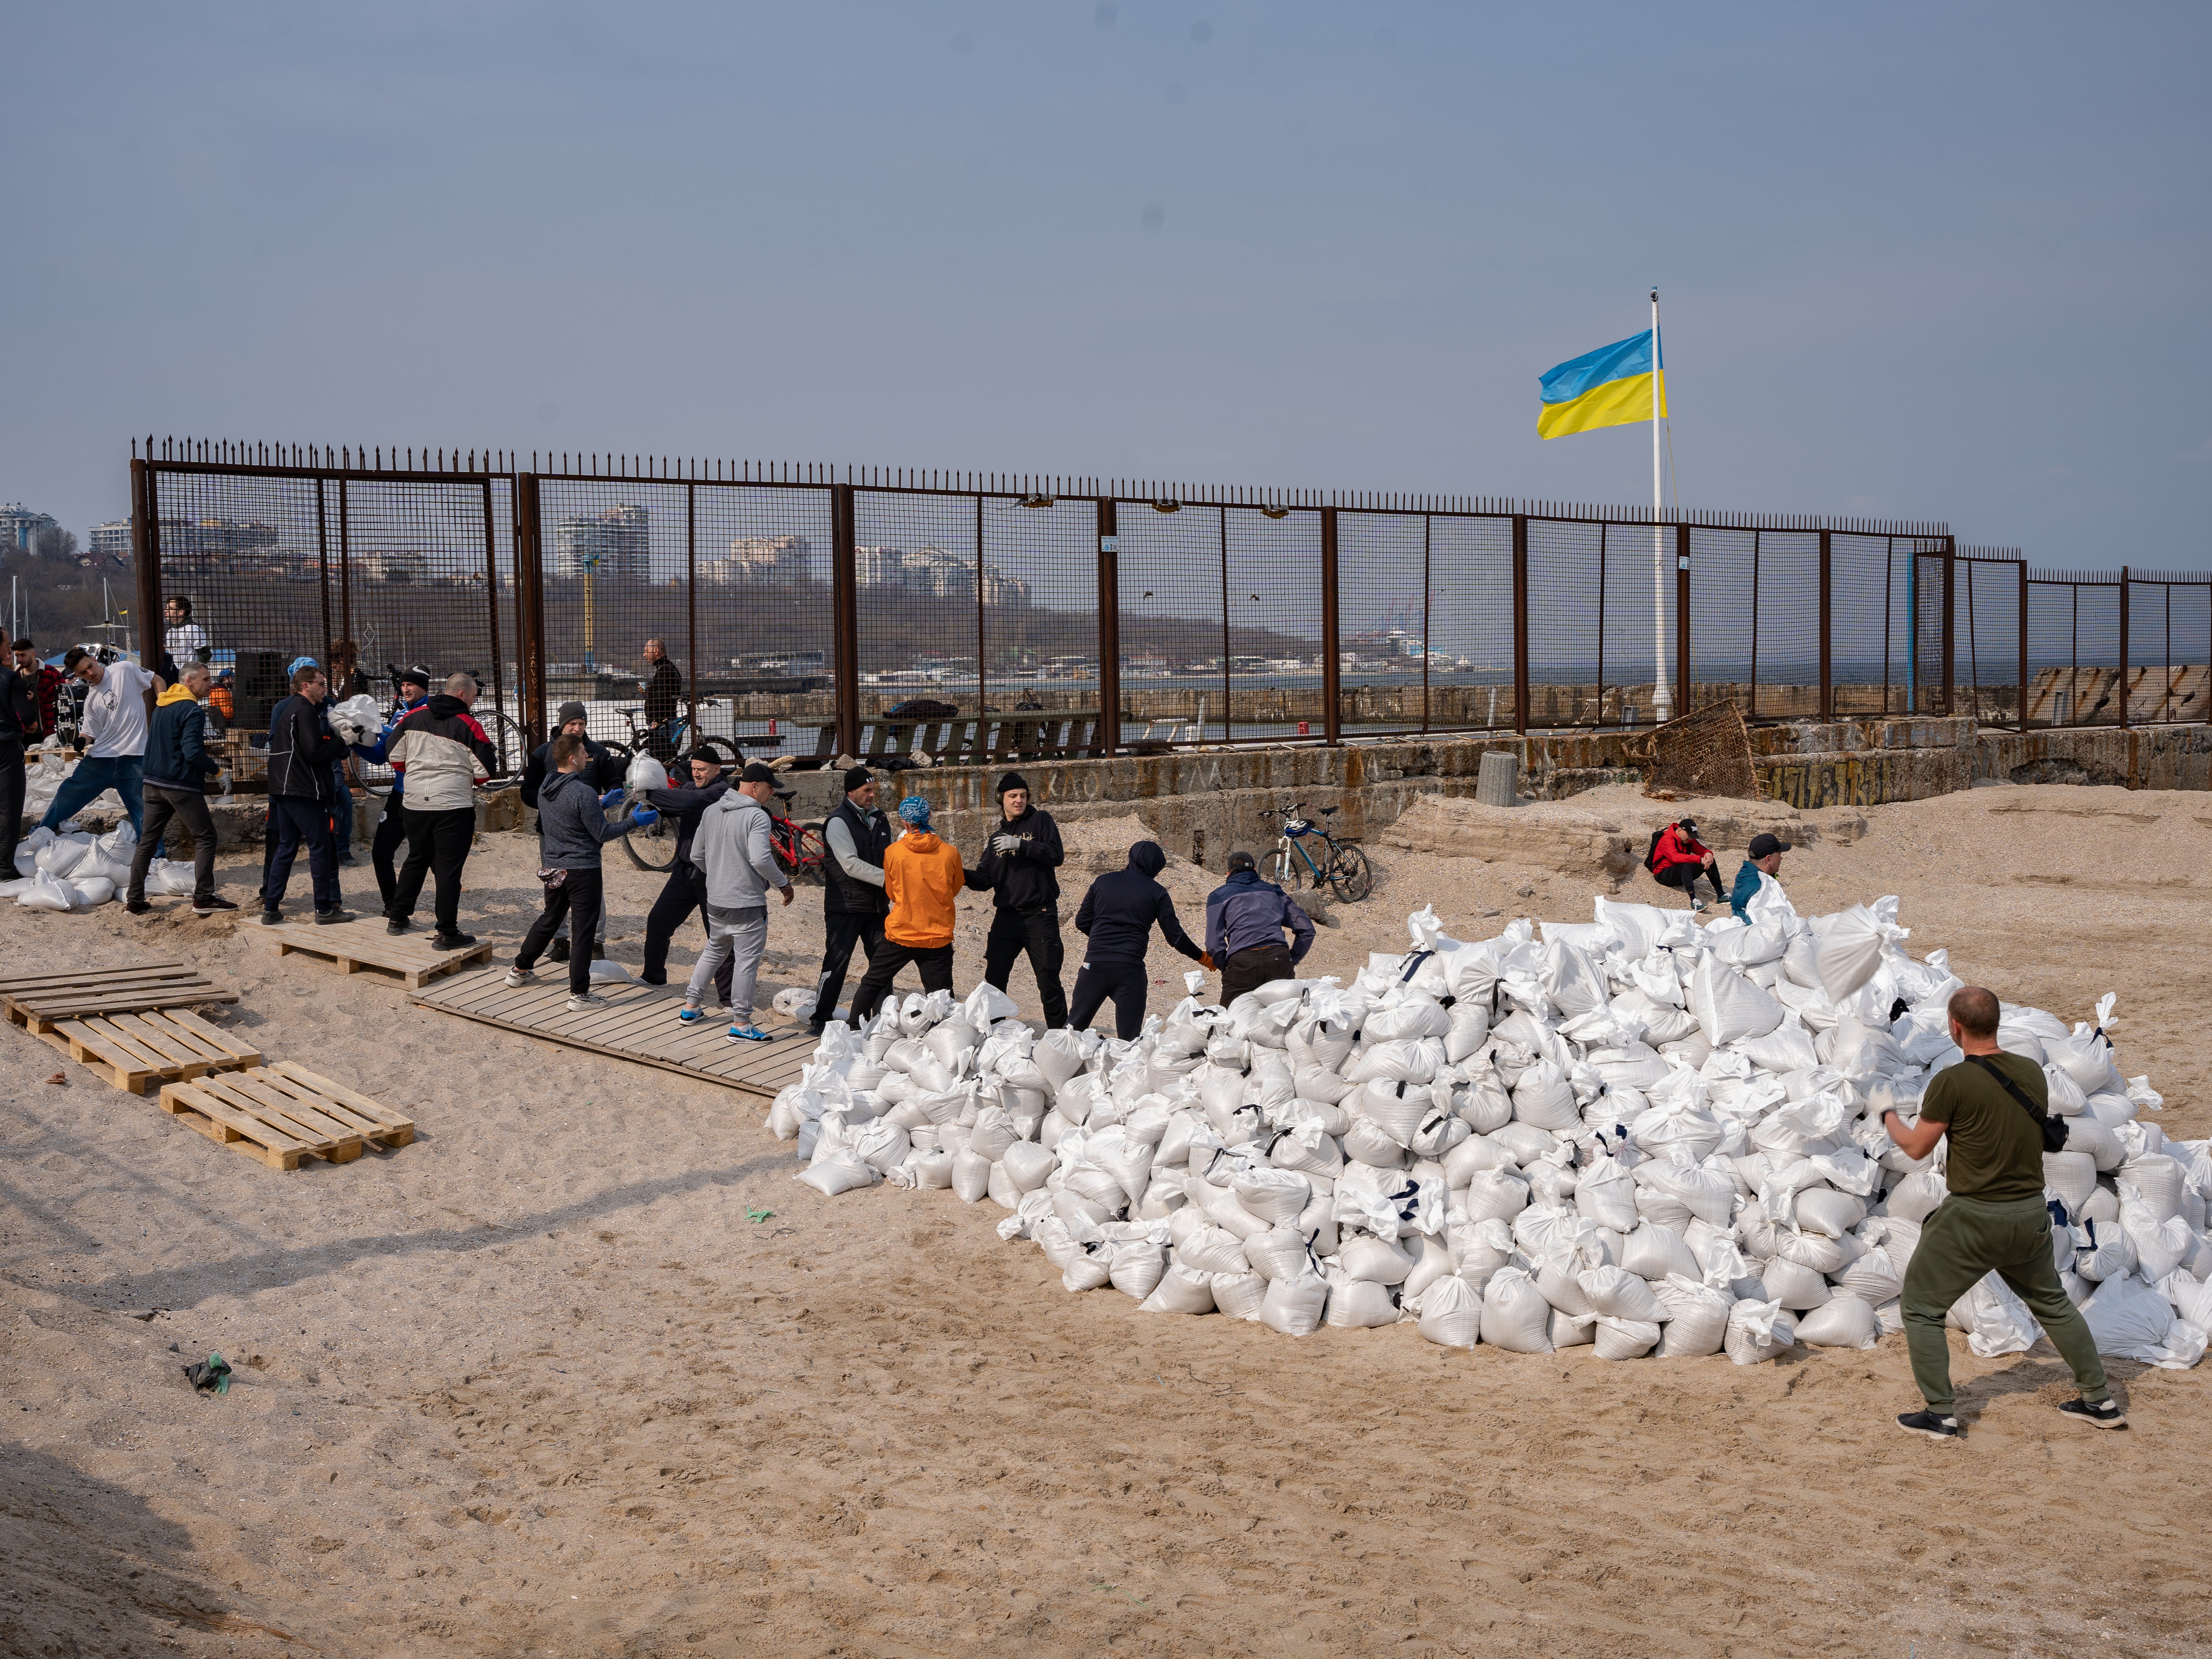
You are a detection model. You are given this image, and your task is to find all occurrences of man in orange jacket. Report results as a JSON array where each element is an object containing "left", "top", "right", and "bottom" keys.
[{"left": 842, "top": 795, "right": 965, "bottom": 1027}]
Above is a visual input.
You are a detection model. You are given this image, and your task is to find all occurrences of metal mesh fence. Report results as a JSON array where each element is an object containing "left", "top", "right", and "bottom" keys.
[
  {"left": 1116, "top": 503, "right": 1226, "bottom": 743},
  {"left": 981, "top": 496, "right": 1098, "bottom": 721},
  {"left": 1749, "top": 531, "right": 1821, "bottom": 721},
  {"left": 1424, "top": 514, "right": 1516, "bottom": 731},
  {"left": 2124, "top": 575, "right": 2211, "bottom": 725},
  {"left": 1687, "top": 526, "right": 1757, "bottom": 717},
  {"left": 1335, "top": 511, "right": 1426, "bottom": 735},
  {"left": 2027, "top": 573, "right": 2125, "bottom": 727},
  {"left": 1953, "top": 554, "right": 2025, "bottom": 727},
  {"left": 690, "top": 482, "right": 838, "bottom": 761},
  {"left": 1224, "top": 508, "right": 1325, "bottom": 742}
]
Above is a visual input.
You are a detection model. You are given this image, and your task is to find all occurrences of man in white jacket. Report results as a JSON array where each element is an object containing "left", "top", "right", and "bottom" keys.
[{"left": 680, "top": 761, "right": 792, "bottom": 1041}]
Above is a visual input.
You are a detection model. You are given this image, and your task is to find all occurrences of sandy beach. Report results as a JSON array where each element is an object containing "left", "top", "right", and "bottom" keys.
[{"left": 4, "top": 780, "right": 2209, "bottom": 1658}]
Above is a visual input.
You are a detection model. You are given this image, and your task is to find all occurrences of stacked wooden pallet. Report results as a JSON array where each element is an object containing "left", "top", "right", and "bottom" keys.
[
  {"left": 2, "top": 959, "right": 238, "bottom": 1034},
  {"left": 160, "top": 1063, "right": 416, "bottom": 1171},
  {"left": 36, "top": 1007, "right": 263, "bottom": 1094}
]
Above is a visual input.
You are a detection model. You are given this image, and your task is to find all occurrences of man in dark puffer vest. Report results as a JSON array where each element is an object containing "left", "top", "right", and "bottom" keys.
[{"left": 810, "top": 766, "right": 892, "bottom": 1034}]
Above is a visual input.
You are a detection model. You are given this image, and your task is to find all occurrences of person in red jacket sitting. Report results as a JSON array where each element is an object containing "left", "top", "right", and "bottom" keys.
[{"left": 1648, "top": 816, "right": 1725, "bottom": 912}]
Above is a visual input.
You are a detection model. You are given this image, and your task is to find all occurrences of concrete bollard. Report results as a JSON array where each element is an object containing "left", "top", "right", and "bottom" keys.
[{"left": 1475, "top": 749, "right": 1519, "bottom": 808}]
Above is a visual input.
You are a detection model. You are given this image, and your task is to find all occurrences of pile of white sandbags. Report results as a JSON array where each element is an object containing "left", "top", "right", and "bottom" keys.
[
  {"left": 4, "top": 823, "right": 146, "bottom": 911},
  {"left": 21, "top": 742, "right": 83, "bottom": 824},
  {"left": 766, "top": 880, "right": 2210, "bottom": 1370}
]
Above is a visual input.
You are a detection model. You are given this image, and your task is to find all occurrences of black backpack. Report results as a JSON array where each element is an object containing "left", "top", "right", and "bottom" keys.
[{"left": 1643, "top": 827, "right": 1669, "bottom": 874}]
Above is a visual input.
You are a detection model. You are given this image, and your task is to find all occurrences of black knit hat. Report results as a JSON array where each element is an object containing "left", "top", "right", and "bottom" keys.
[
  {"left": 843, "top": 766, "right": 874, "bottom": 793},
  {"left": 996, "top": 771, "right": 1030, "bottom": 798}
]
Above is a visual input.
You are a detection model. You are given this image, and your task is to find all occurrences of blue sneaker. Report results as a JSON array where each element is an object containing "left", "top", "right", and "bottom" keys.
[
  {"left": 677, "top": 1006, "right": 703, "bottom": 1024},
  {"left": 725, "top": 1024, "right": 774, "bottom": 1044}
]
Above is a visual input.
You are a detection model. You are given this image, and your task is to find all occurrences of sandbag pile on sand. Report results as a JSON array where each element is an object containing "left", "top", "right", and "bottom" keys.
[
  {"left": 767, "top": 879, "right": 2210, "bottom": 1368},
  {"left": 5, "top": 824, "right": 141, "bottom": 910}
]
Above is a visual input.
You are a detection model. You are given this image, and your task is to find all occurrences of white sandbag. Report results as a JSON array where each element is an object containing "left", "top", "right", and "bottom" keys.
[
  {"left": 1548, "top": 1308, "right": 1596, "bottom": 1348},
  {"left": 1458, "top": 1166, "right": 1530, "bottom": 1226},
  {"left": 1573, "top": 1158, "right": 1639, "bottom": 1233},
  {"left": 1509, "top": 1058, "right": 1580, "bottom": 1132},
  {"left": 2043, "top": 1150, "right": 2098, "bottom": 1219},
  {"left": 1689, "top": 954, "right": 1785, "bottom": 1047},
  {"left": 17, "top": 870, "right": 75, "bottom": 912},
  {"left": 1576, "top": 1264, "right": 1668, "bottom": 1323},
  {"left": 624, "top": 752, "right": 669, "bottom": 793},
  {"left": 796, "top": 1157, "right": 880, "bottom": 1197},
  {"left": 1324, "top": 1272, "right": 1399, "bottom": 1329},
  {"left": 67, "top": 876, "right": 116, "bottom": 908},
  {"left": 1795, "top": 1187, "right": 1868, "bottom": 1240},
  {"left": 2119, "top": 1186, "right": 2193, "bottom": 1282},
  {"left": 1886, "top": 1170, "right": 1949, "bottom": 1224},
  {"left": 950, "top": 1147, "right": 993, "bottom": 1203},
  {"left": 1259, "top": 1270, "right": 1330, "bottom": 1336},
  {"left": 1651, "top": 1274, "right": 1731, "bottom": 1357},
  {"left": 2157, "top": 1268, "right": 2212, "bottom": 1331},
  {"left": 1140, "top": 1265, "right": 1218, "bottom": 1315},
  {"left": 908, "top": 1147, "right": 955, "bottom": 1189},
  {"left": 1794, "top": 1294, "right": 1881, "bottom": 1348},
  {"left": 1178, "top": 1224, "right": 1252, "bottom": 1275},
  {"left": 1760, "top": 1255, "right": 1832, "bottom": 1311},
  {"left": 1813, "top": 902, "right": 1901, "bottom": 1003},
  {"left": 1211, "top": 1270, "right": 1267, "bottom": 1321},
  {"left": 1480, "top": 1267, "right": 1553, "bottom": 1353},
  {"left": 1635, "top": 1151, "right": 1738, "bottom": 1229},
  {"left": 2081, "top": 1272, "right": 2203, "bottom": 1368},
  {"left": 1591, "top": 1315, "right": 1661, "bottom": 1360},
  {"left": 1415, "top": 1273, "right": 1483, "bottom": 1348},
  {"left": 35, "top": 833, "right": 93, "bottom": 878},
  {"left": 1339, "top": 1232, "right": 1416, "bottom": 1286},
  {"left": 1619, "top": 1222, "right": 1700, "bottom": 1283},
  {"left": 1833, "top": 1241, "right": 1905, "bottom": 1306},
  {"left": 2120, "top": 1155, "right": 2187, "bottom": 1225},
  {"left": 1724, "top": 1297, "right": 1798, "bottom": 1365},
  {"left": 1949, "top": 1274, "right": 2039, "bottom": 1358}
]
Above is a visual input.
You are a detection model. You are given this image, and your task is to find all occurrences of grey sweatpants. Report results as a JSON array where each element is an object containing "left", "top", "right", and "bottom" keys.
[{"left": 686, "top": 905, "right": 767, "bottom": 1022}]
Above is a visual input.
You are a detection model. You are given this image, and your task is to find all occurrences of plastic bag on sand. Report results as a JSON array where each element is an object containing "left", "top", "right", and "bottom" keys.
[
  {"left": 1481, "top": 1267, "right": 1553, "bottom": 1353},
  {"left": 18, "top": 870, "right": 75, "bottom": 912},
  {"left": 2083, "top": 1273, "right": 2206, "bottom": 1369},
  {"left": 1794, "top": 1294, "right": 1881, "bottom": 1349},
  {"left": 772, "top": 986, "right": 819, "bottom": 1022},
  {"left": 1415, "top": 1273, "right": 1483, "bottom": 1348},
  {"left": 1724, "top": 1297, "right": 1796, "bottom": 1364}
]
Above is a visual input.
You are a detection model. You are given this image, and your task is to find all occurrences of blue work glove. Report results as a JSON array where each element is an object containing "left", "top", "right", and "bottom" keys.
[
  {"left": 599, "top": 787, "right": 628, "bottom": 811},
  {"left": 629, "top": 807, "right": 660, "bottom": 831}
]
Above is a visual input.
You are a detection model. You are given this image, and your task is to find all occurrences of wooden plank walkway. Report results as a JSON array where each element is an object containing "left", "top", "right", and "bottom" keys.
[
  {"left": 411, "top": 969, "right": 812, "bottom": 1100},
  {"left": 271, "top": 918, "right": 496, "bottom": 989},
  {"left": 37, "top": 1007, "right": 263, "bottom": 1094},
  {"left": 158, "top": 1062, "right": 417, "bottom": 1172},
  {"left": 2, "top": 959, "right": 238, "bottom": 1032}
]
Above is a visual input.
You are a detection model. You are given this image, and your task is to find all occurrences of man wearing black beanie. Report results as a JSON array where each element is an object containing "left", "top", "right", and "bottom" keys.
[
  {"left": 964, "top": 771, "right": 1067, "bottom": 1028},
  {"left": 810, "top": 765, "right": 891, "bottom": 1034}
]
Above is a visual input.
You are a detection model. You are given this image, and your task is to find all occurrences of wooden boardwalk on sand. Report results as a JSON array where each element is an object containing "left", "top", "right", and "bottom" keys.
[
  {"left": 271, "top": 918, "right": 496, "bottom": 989},
  {"left": 411, "top": 970, "right": 810, "bottom": 1100}
]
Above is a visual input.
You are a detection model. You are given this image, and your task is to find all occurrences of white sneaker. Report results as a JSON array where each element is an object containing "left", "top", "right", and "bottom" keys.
[
  {"left": 566, "top": 992, "right": 603, "bottom": 1012},
  {"left": 505, "top": 967, "right": 533, "bottom": 988},
  {"left": 1691, "top": 898, "right": 1709, "bottom": 913}
]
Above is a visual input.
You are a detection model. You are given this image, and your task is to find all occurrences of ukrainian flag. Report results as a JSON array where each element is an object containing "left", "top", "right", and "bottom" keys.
[{"left": 1538, "top": 330, "right": 1666, "bottom": 440}]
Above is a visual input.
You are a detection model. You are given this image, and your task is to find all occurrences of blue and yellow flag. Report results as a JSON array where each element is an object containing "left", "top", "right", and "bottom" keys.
[{"left": 1537, "top": 330, "right": 1666, "bottom": 439}]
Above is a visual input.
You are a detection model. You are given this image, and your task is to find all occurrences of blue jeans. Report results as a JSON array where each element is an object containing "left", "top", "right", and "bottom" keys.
[{"left": 40, "top": 755, "right": 144, "bottom": 837}]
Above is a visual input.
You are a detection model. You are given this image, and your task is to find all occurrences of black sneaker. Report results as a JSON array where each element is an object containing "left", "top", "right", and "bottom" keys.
[
  {"left": 548, "top": 938, "right": 571, "bottom": 963},
  {"left": 258, "top": 909, "right": 283, "bottom": 927},
  {"left": 125, "top": 900, "right": 152, "bottom": 915},
  {"left": 385, "top": 915, "right": 412, "bottom": 934},
  {"left": 2058, "top": 1396, "right": 2127, "bottom": 1430},
  {"left": 1896, "top": 1411, "right": 1961, "bottom": 1441},
  {"left": 431, "top": 931, "right": 477, "bottom": 950},
  {"left": 313, "top": 907, "right": 355, "bottom": 926},
  {"left": 193, "top": 897, "right": 238, "bottom": 915}
]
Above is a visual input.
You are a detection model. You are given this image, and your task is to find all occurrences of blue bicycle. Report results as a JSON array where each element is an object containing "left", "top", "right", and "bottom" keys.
[{"left": 1259, "top": 801, "right": 1373, "bottom": 902}]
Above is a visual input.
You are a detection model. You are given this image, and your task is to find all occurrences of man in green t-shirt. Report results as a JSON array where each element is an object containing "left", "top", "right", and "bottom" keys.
[{"left": 1880, "top": 985, "right": 2118, "bottom": 1440}]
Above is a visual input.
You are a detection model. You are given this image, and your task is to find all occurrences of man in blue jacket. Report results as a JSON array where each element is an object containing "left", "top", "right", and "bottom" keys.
[
  {"left": 126, "top": 662, "right": 232, "bottom": 915},
  {"left": 507, "top": 734, "right": 658, "bottom": 1011},
  {"left": 1729, "top": 833, "right": 1790, "bottom": 922},
  {"left": 1204, "top": 849, "right": 1314, "bottom": 1004},
  {"left": 1070, "top": 840, "right": 1206, "bottom": 1038}
]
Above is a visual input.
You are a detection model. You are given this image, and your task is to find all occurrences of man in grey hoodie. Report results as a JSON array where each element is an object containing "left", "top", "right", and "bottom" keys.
[
  {"left": 507, "top": 734, "right": 658, "bottom": 1010},
  {"left": 680, "top": 761, "right": 792, "bottom": 1041}
]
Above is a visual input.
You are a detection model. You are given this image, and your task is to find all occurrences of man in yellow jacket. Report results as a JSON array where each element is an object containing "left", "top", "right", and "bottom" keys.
[{"left": 842, "top": 795, "right": 964, "bottom": 1027}]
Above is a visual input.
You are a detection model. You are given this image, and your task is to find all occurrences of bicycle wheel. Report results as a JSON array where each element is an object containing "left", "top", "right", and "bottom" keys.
[
  {"left": 795, "top": 823, "right": 828, "bottom": 883},
  {"left": 620, "top": 813, "right": 680, "bottom": 872},
  {"left": 1328, "top": 843, "right": 1374, "bottom": 903},
  {"left": 485, "top": 712, "right": 530, "bottom": 779},
  {"left": 1266, "top": 845, "right": 1305, "bottom": 890}
]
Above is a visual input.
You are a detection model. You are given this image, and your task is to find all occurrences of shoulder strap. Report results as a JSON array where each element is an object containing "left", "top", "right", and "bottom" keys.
[{"left": 1966, "top": 1053, "right": 2049, "bottom": 1121}]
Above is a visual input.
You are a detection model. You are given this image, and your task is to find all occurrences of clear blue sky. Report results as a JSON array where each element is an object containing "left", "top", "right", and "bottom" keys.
[{"left": 4, "top": 2, "right": 2207, "bottom": 568}]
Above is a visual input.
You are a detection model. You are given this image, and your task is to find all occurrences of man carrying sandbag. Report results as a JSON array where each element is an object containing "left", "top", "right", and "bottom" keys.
[
  {"left": 1203, "top": 848, "right": 1313, "bottom": 1004},
  {"left": 1069, "top": 840, "right": 1208, "bottom": 1039},
  {"left": 843, "top": 795, "right": 964, "bottom": 1026},
  {"left": 1881, "top": 984, "right": 2120, "bottom": 1440}
]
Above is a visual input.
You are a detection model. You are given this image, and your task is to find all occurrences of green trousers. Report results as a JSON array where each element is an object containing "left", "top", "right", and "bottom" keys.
[{"left": 1900, "top": 1191, "right": 2108, "bottom": 1413}]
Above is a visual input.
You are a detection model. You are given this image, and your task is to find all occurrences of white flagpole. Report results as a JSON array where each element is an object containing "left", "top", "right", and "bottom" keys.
[{"left": 1649, "top": 287, "right": 1672, "bottom": 723}]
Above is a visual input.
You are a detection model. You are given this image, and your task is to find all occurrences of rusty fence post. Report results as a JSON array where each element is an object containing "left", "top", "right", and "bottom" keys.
[
  {"left": 2018, "top": 559, "right": 2030, "bottom": 731},
  {"left": 1940, "top": 536, "right": 1956, "bottom": 718},
  {"left": 1321, "top": 505, "right": 1341, "bottom": 745},
  {"left": 1818, "top": 527, "right": 1832, "bottom": 723},
  {"left": 1511, "top": 513, "right": 1530, "bottom": 734},
  {"left": 831, "top": 482, "right": 859, "bottom": 759},
  {"left": 2117, "top": 564, "right": 2130, "bottom": 730},
  {"left": 131, "top": 458, "right": 161, "bottom": 670},
  {"left": 512, "top": 472, "right": 549, "bottom": 744},
  {"left": 1095, "top": 496, "right": 1121, "bottom": 756}
]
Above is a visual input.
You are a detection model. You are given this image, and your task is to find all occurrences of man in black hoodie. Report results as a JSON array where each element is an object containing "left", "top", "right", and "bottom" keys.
[
  {"left": 262, "top": 664, "right": 351, "bottom": 925},
  {"left": 965, "top": 771, "right": 1067, "bottom": 1028},
  {"left": 1070, "top": 840, "right": 1206, "bottom": 1039},
  {"left": 638, "top": 748, "right": 734, "bottom": 1000}
]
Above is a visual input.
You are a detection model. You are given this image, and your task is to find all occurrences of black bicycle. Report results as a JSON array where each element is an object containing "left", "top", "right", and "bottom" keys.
[{"left": 1259, "top": 801, "right": 1373, "bottom": 902}]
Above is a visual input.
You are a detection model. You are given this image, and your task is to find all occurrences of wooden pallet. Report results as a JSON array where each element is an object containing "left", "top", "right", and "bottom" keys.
[
  {"left": 158, "top": 1062, "right": 416, "bottom": 1171},
  {"left": 36, "top": 1007, "right": 263, "bottom": 1094},
  {"left": 2, "top": 959, "right": 239, "bottom": 1033},
  {"left": 272, "top": 919, "right": 496, "bottom": 989},
  {"left": 411, "top": 971, "right": 811, "bottom": 1100}
]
